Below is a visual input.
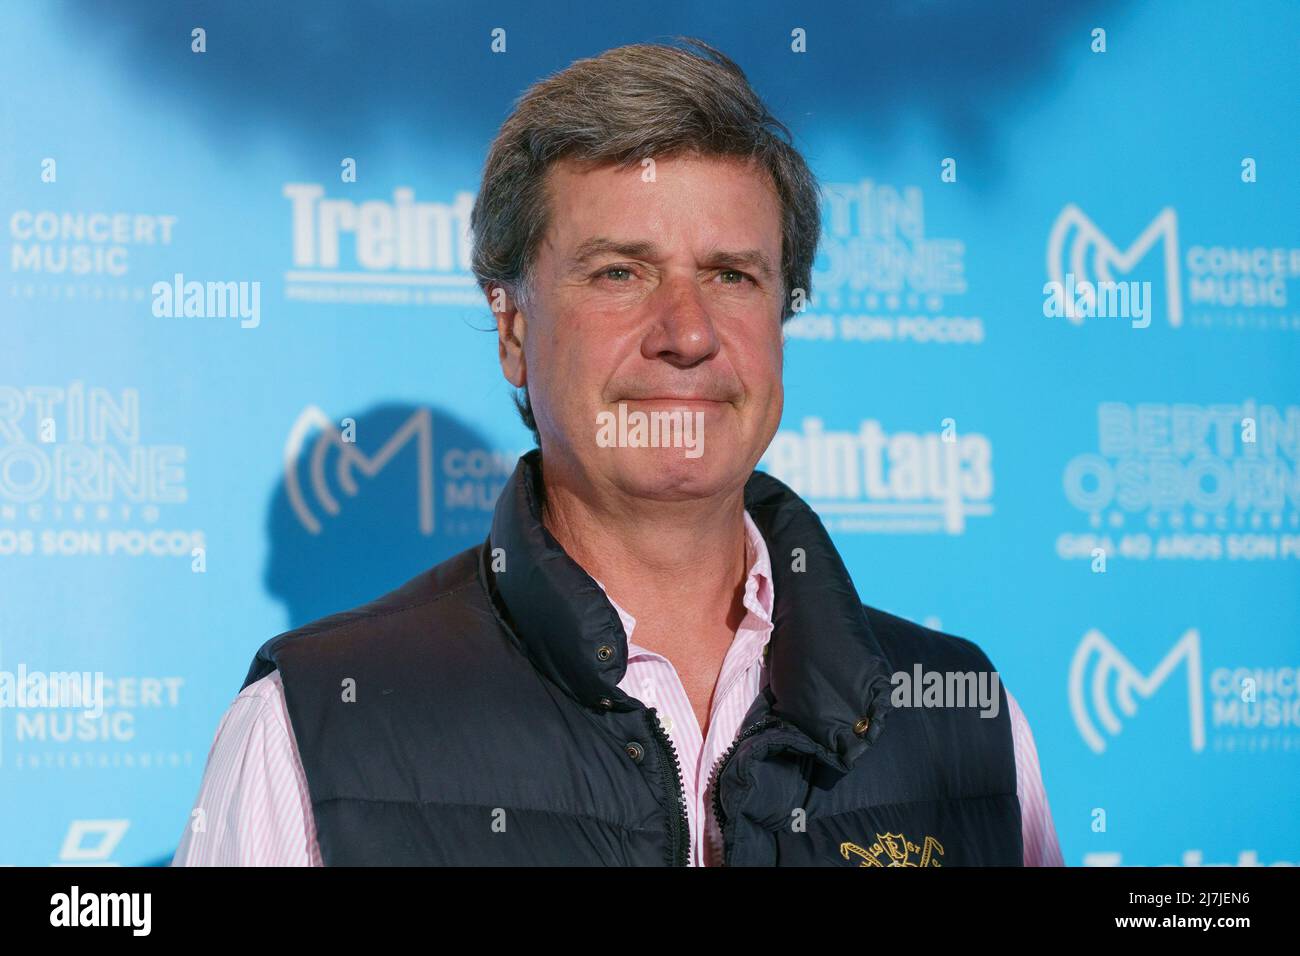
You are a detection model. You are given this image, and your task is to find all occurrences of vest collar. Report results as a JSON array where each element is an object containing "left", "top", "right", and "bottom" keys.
[{"left": 481, "top": 448, "right": 895, "bottom": 770}]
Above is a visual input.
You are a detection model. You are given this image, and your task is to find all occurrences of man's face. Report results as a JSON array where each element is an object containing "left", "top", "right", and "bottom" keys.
[{"left": 495, "top": 152, "right": 786, "bottom": 502}]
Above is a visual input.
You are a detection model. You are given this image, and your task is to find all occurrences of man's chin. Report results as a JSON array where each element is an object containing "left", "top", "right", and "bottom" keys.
[{"left": 601, "top": 444, "right": 744, "bottom": 502}]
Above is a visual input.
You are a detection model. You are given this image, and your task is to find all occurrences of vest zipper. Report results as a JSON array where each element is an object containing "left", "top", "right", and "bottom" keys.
[
  {"left": 644, "top": 707, "right": 690, "bottom": 867},
  {"left": 708, "top": 716, "right": 780, "bottom": 844}
]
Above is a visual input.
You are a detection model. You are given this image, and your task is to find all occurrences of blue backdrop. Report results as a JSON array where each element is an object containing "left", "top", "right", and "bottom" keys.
[{"left": 2, "top": 0, "right": 1297, "bottom": 867}]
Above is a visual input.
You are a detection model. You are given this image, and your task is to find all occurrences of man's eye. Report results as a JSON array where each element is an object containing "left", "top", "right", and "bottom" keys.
[
  {"left": 597, "top": 266, "right": 634, "bottom": 282},
  {"left": 718, "top": 269, "right": 755, "bottom": 285}
]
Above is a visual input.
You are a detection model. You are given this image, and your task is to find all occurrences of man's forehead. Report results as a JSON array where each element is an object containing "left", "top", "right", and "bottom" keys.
[{"left": 541, "top": 154, "right": 782, "bottom": 261}]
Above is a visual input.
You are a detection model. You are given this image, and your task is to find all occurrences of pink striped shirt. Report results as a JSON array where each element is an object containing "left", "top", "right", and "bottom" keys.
[{"left": 172, "top": 511, "right": 1062, "bottom": 867}]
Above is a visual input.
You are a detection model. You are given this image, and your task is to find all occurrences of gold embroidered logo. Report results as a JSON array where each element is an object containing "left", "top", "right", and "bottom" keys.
[{"left": 840, "top": 833, "right": 945, "bottom": 867}]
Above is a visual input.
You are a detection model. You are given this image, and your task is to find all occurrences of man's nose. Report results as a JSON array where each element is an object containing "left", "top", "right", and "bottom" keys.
[{"left": 640, "top": 274, "right": 721, "bottom": 366}]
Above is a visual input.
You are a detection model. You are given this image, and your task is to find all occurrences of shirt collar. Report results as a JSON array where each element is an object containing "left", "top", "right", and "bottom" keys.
[{"left": 591, "top": 508, "right": 775, "bottom": 663}]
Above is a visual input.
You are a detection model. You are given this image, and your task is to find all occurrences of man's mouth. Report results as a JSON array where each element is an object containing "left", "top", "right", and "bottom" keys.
[{"left": 620, "top": 397, "right": 727, "bottom": 411}]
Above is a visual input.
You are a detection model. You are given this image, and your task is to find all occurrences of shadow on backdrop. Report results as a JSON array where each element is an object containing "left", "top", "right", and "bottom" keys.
[
  {"left": 61, "top": 0, "right": 1123, "bottom": 180},
  {"left": 152, "top": 403, "right": 510, "bottom": 864}
]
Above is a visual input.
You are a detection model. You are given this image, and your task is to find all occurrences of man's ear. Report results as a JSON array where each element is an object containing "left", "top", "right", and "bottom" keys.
[{"left": 489, "top": 284, "right": 527, "bottom": 388}]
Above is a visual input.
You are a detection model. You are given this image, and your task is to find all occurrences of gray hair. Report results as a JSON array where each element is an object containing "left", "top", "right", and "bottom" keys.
[{"left": 470, "top": 36, "right": 822, "bottom": 448}]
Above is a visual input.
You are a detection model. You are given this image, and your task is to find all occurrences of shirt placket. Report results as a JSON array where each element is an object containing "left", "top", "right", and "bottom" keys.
[
  {"left": 628, "top": 655, "right": 703, "bottom": 866},
  {"left": 596, "top": 511, "right": 774, "bottom": 868}
]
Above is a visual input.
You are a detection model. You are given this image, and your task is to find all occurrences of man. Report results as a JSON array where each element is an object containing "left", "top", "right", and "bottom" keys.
[{"left": 173, "top": 37, "right": 1061, "bottom": 867}]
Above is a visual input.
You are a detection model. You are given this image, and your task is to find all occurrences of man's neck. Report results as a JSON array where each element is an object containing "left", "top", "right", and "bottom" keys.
[{"left": 538, "top": 461, "right": 751, "bottom": 654}]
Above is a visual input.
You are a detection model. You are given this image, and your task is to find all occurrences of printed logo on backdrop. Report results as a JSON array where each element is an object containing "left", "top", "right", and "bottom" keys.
[
  {"left": 268, "top": 403, "right": 517, "bottom": 627},
  {"left": 759, "top": 417, "right": 993, "bottom": 534},
  {"left": 784, "top": 180, "right": 983, "bottom": 345},
  {"left": 0, "top": 653, "right": 188, "bottom": 772},
  {"left": 54, "top": 819, "right": 129, "bottom": 865},
  {"left": 282, "top": 183, "right": 481, "bottom": 307},
  {"left": 6, "top": 208, "right": 256, "bottom": 327},
  {"left": 4, "top": 819, "right": 132, "bottom": 867},
  {"left": 1046, "top": 205, "right": 1300, "bottom": 330},
  {"left": 1056, "top": 401, "right": 1300, "bottom": 562},
  {"left": 6, "top": 207, "right": 176, "bottom": 305},
  {"left": 284, "top": 404, "right": 526, "bottom": 540},
  {"left": 0, "top": 383, "right": 204, "bottom": 560},
  {"left": 1070, "top": 627, "right": 1300, "bottom": 755}
]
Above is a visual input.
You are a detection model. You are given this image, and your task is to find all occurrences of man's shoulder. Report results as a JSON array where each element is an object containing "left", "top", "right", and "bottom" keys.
[
  {"left": 243, "top": 543, "right": 485, "bottom": 689},
  {"left": 277, "top": 542, "right": 482, "bottom": 641},
  {"left": 860, "top": 603, "right": 997, "bottom": 670}
]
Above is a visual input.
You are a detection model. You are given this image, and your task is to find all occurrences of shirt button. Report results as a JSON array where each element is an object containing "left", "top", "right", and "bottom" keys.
[{"left": 658, "top": 714, "right": 674, "bottom": 734}]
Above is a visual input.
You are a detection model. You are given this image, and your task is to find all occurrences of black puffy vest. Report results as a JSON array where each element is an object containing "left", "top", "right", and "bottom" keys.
[{"left": 243, "top": 449, "right": 1022, "bottom": 866}]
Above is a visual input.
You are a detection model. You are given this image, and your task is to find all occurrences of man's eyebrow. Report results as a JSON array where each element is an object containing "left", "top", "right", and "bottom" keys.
[
  {"left": 568, "top": 237, "right": 777, "bottom": 279},
  {"left": 708, "top": 248, "right": 777, "bottom": 280},
  {"left": 569, "top": 237, "right": 661, "bottom": 266}
]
